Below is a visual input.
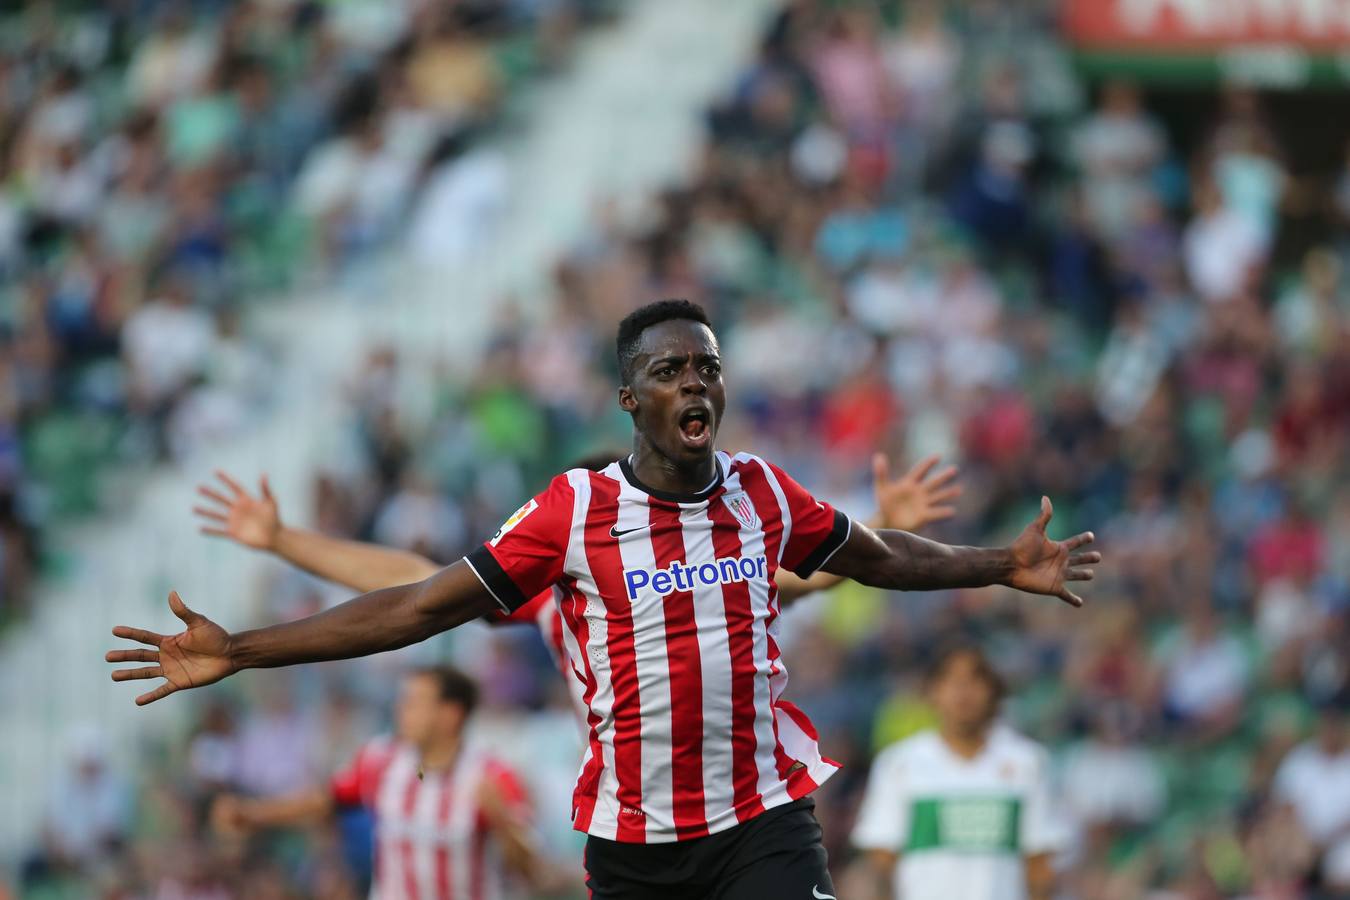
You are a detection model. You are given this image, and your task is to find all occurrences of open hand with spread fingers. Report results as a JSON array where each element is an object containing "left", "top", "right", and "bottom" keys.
[
  {"left": 874, "top": 453, "right": 964, "bottom": 532},
  {"left": 193, "top": 470, "right": 280, "bottom": 551},
  {"left": 1006, "top": 497, "right": 1100, "bottom": 607},
  {"left": 107, "top": 591, "right": 235, "bottom": 705}
]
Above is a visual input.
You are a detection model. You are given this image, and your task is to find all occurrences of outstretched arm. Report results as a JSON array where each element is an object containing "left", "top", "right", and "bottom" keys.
[
  {"left": 211, "top": 788, "right": 334, "bottom": 835},
  {"left": 195, "top": 470, "right": 440, "bottom": 593},
  {"left": 821, "top": 497, "right": 1100, "bottom": 606},
  {"left": 107, "top": 562, "right": 498, "bottom": 705},
  {"left": 777, "top": 454, "right": 962, "bottom": 605}
]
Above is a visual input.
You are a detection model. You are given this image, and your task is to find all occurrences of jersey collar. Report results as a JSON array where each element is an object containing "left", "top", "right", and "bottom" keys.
[{"left": 618, "top": 453, "right": 725, "bottom": 505}]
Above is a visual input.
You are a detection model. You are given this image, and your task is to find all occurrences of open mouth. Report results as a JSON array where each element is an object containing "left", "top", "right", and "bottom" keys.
[{"left": 678, "top": 406, "right": 712, "bottom": 449}]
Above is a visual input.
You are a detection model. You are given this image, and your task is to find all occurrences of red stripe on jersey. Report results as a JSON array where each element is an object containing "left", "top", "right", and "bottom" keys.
[
  {"left": 648, "top": 501, "right": 708, "bottom": 840},
  {"left": 401, "top": 772, "right": 421, "bottom": 900},
  {"left": 734, "top": 461, "right": 796, "bottom": 782},
  {"left": 434, "top": 770, "right": 453, "bottom": 900},
  {"left": 560, "top": 575, "right": 605, "bottom": 833},
  {"left": 706, "top": 495, "right": 768, "bottom": 822},
  {"left": 583, "top": 473, "right": 646, "bottom": 842}
]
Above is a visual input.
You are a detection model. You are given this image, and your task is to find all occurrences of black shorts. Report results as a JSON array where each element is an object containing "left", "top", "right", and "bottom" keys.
[{"left": 583, "top": 798, "right": 836, "bottom": 900}]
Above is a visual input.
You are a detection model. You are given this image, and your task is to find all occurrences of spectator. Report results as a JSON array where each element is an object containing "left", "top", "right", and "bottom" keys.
[
  {"left": 1157, "top": 603, "right": 1250, "bottom": 741},
  {"left": 26, "top": 726, "right": 132, "bottom": 884},
  {"left": 1061, "top": 700, "right": 1166, "bottom": 836},
  {"left": 1183, "top": 179, "right": 1267, "bottom": 304},
  {"left": 1273, "top": 702, "right": 1350, "bottom": 891}
]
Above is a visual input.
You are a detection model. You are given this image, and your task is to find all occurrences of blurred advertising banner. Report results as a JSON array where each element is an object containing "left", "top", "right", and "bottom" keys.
[{"left": 1063, "top": 0, "right": 1350, "bottom": 85}]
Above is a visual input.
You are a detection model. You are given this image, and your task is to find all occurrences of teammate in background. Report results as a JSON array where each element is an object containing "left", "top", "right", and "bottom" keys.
[
  {"left": 850, "top": 645, "right": 1070, "bottom": 900},
  {"left": 211, "top": 665, "right": 546, "bottom": 900},
  {"left": 110, "top": 299, "right": 1098, "bottom": 898},
  {"left": 189, "top": 452, "right": 963, "bottom": 668}
]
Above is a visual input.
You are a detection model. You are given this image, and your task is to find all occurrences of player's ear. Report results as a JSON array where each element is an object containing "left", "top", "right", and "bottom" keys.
[{"left": 618, "top": 385, "right": 637, "bottom": 414}]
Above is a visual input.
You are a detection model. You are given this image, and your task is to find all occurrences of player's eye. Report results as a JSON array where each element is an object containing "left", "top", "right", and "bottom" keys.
[
  {"left": 701, "top": 363, "right": 721, "bottom": 378},
  {"left": 655, "top": 367, "right": 676, "bottom": 379}
]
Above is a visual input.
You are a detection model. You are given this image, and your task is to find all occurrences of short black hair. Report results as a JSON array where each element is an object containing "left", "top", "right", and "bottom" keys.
[
  {"left": 925, "top": 642, "right": 1007, "bottom": 708},
  {"left": 615, "top": 299, "right": 712, "bottom": 384},
  {"left": 410, "top": 665, "right": 479, "bottom": 715}
]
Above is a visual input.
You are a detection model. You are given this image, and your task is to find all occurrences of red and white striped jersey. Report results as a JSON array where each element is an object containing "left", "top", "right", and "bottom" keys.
[
  {"left": 331, "top": 738, "right": 529, "bottom": 900},
  {"left": 465, "top": 451, "right": 852, "bottom": 844}
]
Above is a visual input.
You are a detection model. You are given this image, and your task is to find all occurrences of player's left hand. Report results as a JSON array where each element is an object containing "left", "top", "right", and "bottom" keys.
[
  {"left": 873, "top": 453, "right": 963, "bottom": 532},
  {"left": 1005, "top": 497, "right": 1099, "bottom": 607}
]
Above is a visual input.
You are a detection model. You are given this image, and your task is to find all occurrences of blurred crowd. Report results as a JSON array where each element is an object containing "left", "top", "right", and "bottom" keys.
[
  {"left": 0, "top": 0, "right": 609, "bottom": 626},
  {"left": 12, "top": 0, "right": 1350, "bottom": 898}
]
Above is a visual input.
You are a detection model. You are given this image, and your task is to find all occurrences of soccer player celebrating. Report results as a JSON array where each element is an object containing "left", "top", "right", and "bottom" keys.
[
  {"left": 211, "top": 666, "right": 543, "bottom": 900},
  {"left": 189, "top": 451, "right": 963, "bottom": 719},
  {"left": 109, "top": 300, "right": 1099, "bottom": 898},
  {"left": 850, "top": 645, "right": 1070, "bottom": 900}
]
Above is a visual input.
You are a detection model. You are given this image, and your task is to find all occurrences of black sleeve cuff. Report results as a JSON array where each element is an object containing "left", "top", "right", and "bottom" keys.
[
  {"left": 465, "top": 545, "right": 530, "bottom": 614},
  {"left": 791, "top": 509, "right": 852, "bottom": 578}
]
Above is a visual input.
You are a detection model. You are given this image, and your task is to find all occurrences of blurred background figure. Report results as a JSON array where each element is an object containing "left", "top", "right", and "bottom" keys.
[
  {"left": 848, "top": 644, "right": 1069, "bottom": 900},
  {"left": 211, "top": 666, "right": 549, "bottom": 900}
]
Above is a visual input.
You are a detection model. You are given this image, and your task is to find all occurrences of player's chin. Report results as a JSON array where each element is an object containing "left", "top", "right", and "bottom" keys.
[
  {"left": 666, "top": 428, "right": 715, "bottom": 461},
  {"left": 669, "top": 429, "right": 712, "bottom": 458}
]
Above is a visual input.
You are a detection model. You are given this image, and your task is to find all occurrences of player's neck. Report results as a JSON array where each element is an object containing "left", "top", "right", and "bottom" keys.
[
  {"left": 939, "top": 724, "right": 990, "bottom": 760},
  {"left": 417, "top": 735, "right": 461, "bottom": 772},
  {"left": 629, "top": 443, "right": 717, "bottom": 497}
]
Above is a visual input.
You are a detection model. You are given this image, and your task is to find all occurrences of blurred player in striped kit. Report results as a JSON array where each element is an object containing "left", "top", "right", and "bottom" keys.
[{"left": 210, "top": 666, "right": 545, "bottom": 900}]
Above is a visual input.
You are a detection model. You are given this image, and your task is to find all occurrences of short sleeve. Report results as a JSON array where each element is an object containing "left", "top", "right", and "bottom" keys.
[
  {"left": 852, "top": 748, "right": 910, "bottom": 853},
  {"left": 483, "top": 590, "right": 552, "bottom": 627},
  {"left": 1021, "top": 746, "right": 1071, "bottom": 855},
  {"left": 765, "top": 461, "right": 851, "bottom": 578},
  {"left": 465, "top": 475, "right": 574, "bottom": 614},
  {"left": 331, "top": 738, "right": 395, "bottom": 809}
]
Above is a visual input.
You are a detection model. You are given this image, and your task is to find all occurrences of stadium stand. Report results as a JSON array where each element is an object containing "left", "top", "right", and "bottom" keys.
[{"left": 0, "top": 0, "right": 615, "bottom": 628}]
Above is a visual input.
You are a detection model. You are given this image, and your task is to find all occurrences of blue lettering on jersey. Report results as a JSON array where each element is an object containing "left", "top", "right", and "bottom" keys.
[{"left": 624, "top": 555, "right": 768, "bottom": 601}]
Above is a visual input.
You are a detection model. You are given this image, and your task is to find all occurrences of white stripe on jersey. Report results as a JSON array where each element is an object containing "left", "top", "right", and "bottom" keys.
[
  {"left": 447, "top": 753, "right": 483, "bottom": 899},
  {"left": 373, "top": 748, "right": 417, "bottom": 899},
  {"left": 614, "top": 475, "right": 673, "bottom": 840},
  {"left": 412, "top": 766, "right": 443, "bottom": 897}
]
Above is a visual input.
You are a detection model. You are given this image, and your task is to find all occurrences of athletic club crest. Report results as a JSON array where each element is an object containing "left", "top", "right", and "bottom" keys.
[{"left": 722, "top": 492, "right": 760, "bottom": 531}]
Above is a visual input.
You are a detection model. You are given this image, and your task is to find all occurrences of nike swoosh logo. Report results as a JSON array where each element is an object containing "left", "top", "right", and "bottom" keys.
[
  {"left": 812, "top": 887, "right": 836, "bottom": 900},
  {"left": 609, "top": 525, "right": 651, "bottom": 538}
]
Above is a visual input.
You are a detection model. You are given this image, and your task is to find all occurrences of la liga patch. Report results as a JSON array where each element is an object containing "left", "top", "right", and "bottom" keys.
[{"left": 490, "top": 499, "right": 538, "bottom": 546}]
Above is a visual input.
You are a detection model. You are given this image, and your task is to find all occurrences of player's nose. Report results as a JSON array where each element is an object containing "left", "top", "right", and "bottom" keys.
[{"left": 679, "top": 369, "right": 706, "bottom": 394}]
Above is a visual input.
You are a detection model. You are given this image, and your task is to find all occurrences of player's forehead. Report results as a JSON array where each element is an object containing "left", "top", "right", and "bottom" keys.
[
  {"left": 934, "top": 651, "right": 984, "bottom": 684},
  {"left": 635, "top": 319, "right": 719, "bottom": 364},
  {"left": 401, "top": 672, "right": 437, "bottom": 695}
]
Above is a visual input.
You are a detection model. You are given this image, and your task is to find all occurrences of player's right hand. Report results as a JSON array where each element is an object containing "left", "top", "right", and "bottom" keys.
[
  {"left": 193, "top": 470, "right": 281, "bottom": 551},
  {"left": 873, "top": 454, "right": 963, "bottom": 532},
  {"left": 107, "top": 591, "right": 236, "bottom": 705}
]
